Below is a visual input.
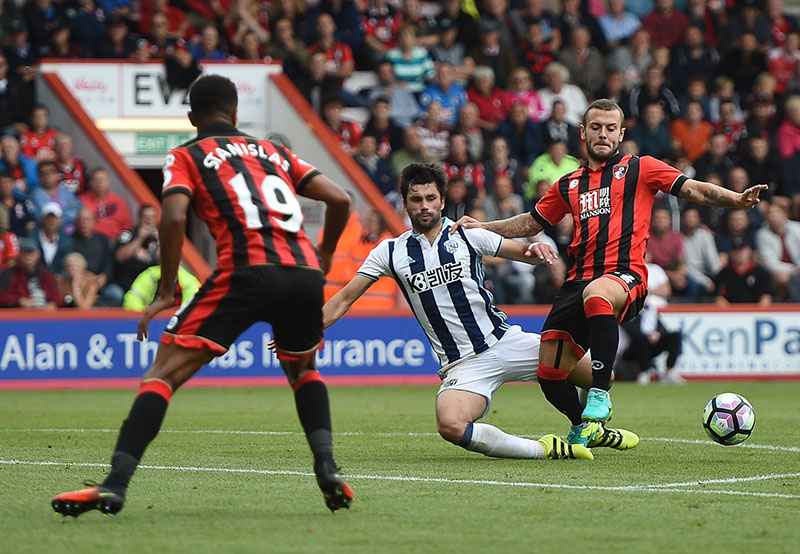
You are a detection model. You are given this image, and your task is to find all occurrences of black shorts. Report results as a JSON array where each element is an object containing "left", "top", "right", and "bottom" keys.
[
  {"left": 162, "top": 265, "right": 324, "bottom": 360},
  {"left": 541, "top": 270, "right": 647, "bottom": 358}
]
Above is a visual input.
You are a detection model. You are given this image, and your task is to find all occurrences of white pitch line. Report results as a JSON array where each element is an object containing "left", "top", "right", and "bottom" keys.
[
  {"left": 2, "top": 459, "right": 800, "bottom": 500},
  {"left": 5, "top": 428, "right": 800, "bottom": 453}
]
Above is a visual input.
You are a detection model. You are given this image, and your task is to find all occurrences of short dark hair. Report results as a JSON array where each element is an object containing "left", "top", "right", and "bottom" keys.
[
  {"left": 37, "top": 160, "right": 57, "bottom": 174},
  {"left": 138, "top": 203, "right": 157, "bottom": 218},
  {"left": 189, "top": 74, "right": 237, "bottom": 116},
  {"left": 398, "top": 163, "right": 447, "bottom": 200},
  {"left": 583, "top": 98, "right": 625, "bottom": 126}
]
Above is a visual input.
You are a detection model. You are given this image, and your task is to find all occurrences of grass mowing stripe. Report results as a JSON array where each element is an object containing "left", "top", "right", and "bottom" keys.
[
  {"left": 5, "top": 428, "right": 800, "bottom": 453},
  {"left": 4, "top": 459, "right": 800, "bottom": 500}
]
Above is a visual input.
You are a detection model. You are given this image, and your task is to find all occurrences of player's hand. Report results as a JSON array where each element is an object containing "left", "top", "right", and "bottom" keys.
[
  {"left": 525, "top": 241, "right": 558, "bottom": 264},
  {"left": 267, "top": 339, "right": 277, "bottom": 352},
  {"left": 449, "top": 215, "right": 483, "bottom": 234},
  {"left": 137, "top": 294, "right": 176, "bottom": 341},
  {"left": 738, "top": 184, "right": 768, "bottom": 209}
]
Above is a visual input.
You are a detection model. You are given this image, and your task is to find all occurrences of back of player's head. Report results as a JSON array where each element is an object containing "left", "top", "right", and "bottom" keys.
[
  {"left": 399, "top": 163, "right": 447, "bottom": 201},
  {"left": 583, "top": 98, "right": 625, "bottom": 126},
  {"left": 189, "top": 74, "right": 237, "bottom": 117}
]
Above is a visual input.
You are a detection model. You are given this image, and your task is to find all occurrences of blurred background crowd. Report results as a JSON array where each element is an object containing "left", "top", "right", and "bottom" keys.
[{"left": 0, "top": 0, "right": 799, "bottom": 312}]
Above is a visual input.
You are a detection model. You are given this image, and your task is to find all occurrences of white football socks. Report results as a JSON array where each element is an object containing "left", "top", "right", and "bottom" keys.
[{"left": 465, "top": 422, "right": 545, "bottom": 459}]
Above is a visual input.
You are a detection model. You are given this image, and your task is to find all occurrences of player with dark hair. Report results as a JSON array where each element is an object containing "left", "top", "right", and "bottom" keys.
[
  {"left": 51, "top": 74, "right": 354, "bottom": 516},
  {"left": 324, "top": 162, "right": 637, "bottom": 461},
  {"left": 452, "top": 98, "right": 767, "bottom": 446}
]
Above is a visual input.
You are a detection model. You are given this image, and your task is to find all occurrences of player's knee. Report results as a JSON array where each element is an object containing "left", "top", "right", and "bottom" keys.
[{"left": 437, "top": 417, "right": 469, "bottom": 444}]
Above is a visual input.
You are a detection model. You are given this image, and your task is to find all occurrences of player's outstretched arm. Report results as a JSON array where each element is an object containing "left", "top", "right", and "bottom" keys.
[
  {"left": 301, "top": 174, "right": 351, "bottom": 274},
  {"left": 498, "top": 239, "right": 558, "bottom": 265},
  {"left": 676, "top": 180, "right": 768, "bottom": 209},
  {"left": 450, "top": 212, "right": 544, "bottom": 238},
  {"left": 137, "top": 192, "right": 189, "bottom": 340},
  {"left": 323, "top": 274, "right": 375, "bottom": 329}
]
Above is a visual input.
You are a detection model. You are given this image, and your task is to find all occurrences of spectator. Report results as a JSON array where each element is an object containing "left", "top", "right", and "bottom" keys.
[
  {"left": 526, "top": 141, "right": 579, "bottom": 202},
  {"left": 558, "top": 0, "right": 607, "bottom": 53},
  {"left": 353, "top": 134, "right": 395, "bottom": 197},
  {"left": 188, "top": 23, "right": 227, "bottom": 61},
  {"left": 429, "top": 15, "right": 474, "bottom": 81},
  {"left": 439, "top": 0, "right": 480, "bottom": 49},
  {"left": 416, "top": 101, "right": 450, "bottom": 160},
  {"left": 264, "top": 17, "right": 310, "bottom": 79},
  {"left": 358, "top": 0, "right": 403, "bottom": 69},
  {"left": 681, "top": 206, "right": 721, "bottom": 298},
  {"left": 140, "top": 0, "right": 193, "bottom": 41},
  {"left": 78, "top": 167, "right": 132, "bottom": 243},
  {"left": 313, "top": 0, "right": 363, "bottom": 52},
  {"left": 506, "top": 66, "right": 547, "bottom": 123},
  {"left": 54, "top": 133, "right": 87, "bottom": 196},
  {"left": 113, "top": 203, "right": 159, "bottom": 292},
  {"left": 679, "top": 76, "right": 713, "bottom": 121},
  {"left": 364, "top": 60, "right": 421, "bottom": 129},
  {"left": 24, "top": 0, "right": 66, "bottom": 57},
  {"left": 670, "top": 100, "right": 714, "bottom": 163},
  {"left": 593, "top": 69, "right": 630, "bottom": 119},
  {"left": 480, "top": 0, "right": 516, "bottom": 47},
  {"left": 297, "top": 50, "right": 340, "bottom": 114},
  {"left": 385, "top": 24, "right": 435, "bottom": 94},
  {"left": 598, "top": 0, "right": 642, "bottom": 49},
  {"left": 745, "top": 94, "right": 778, "bottom": 144},
  {"left": 643, "top": 0, "right": 689, "bottom": 49},
  {"left": 0, "top": 225, "right": 18, "bottom": 270},
  {"left": 755, "top": 201, "right": 800, "bottom": 300},
  {"left": 0, "top": 237, "right": 59, "bottom": 308},
  {"left": 19, "top": 104, "right": 57, "bottom": 163},
  {"left": 694, "top": 132, "right": 736, "bottom": 182},
  {"left": 715, "top": 238, "right": 772, "bottom": 305},
  {"left": 3, "top": 18, "right": 38, "bottom": 88},
  {"left": 58, "top": 252, "right": 101, "bottom": 309},
  {"left": 390, "top": 125, "right": 438, "bottom": 177},
  {"left": 0, "top": 53, "right": 29, "bottom": 134},
  {"left": 224, "top": 0, "right": 271, "bottom": 54},
  {"left": 509, "top": 0, "right": 559, "bottom": 45},
  {"left": 443, "top": 132, "right": 485, "bottom": 194},
  {"left": 322, "top": 94, "right": 361, "bottom": 155},
  {"left": 709, "top": 75, "right": 744, "bottom": 124},
  {"left": 608, "top": 28, "right": 653, "bottom": 91},
  {"left": 497, "top": 101, "right": 542, "bottom": 170},
  {"left": 621, "top": 262, "right": 684, "bottom": 385},
  {"left": 0, "top": 134, "right": 38, "bottom": 200},
  {"left": 419, "top": 62, "right": 467, "bottom": 129},
  {"left": 467, "top": 65, "right": 510, "bottom": 131},
  {"left": 629, "top": 65, "right": 681, "bottom": 121},
  {"left": 0, "top": 171, "right": 35, "bottom": 238},
  {"left": 767, "top": 29, "right": 800, "bottom": 95},
  {"left": 483, "top": 135, "right": 526, "bottom": 198},
  {"left": 468, "top": 19, "right": 518, "bottom": 90},
  {"left": 122, "top": 265, "right": 200, "bottom": 311},
  {"left": 443, "top": 175, "right": 472, "bottom": 221},
  {"left": 71, "top": 206, "right": 123, "bottom": 306},
  {"left": 45, "top": 23, "right": 82, "bottom": 59},
  {"left": 31, "top": 161, "right": 81, "bottom": 233},
  {"left": 631, "top": 102, "right": 671, "bottom": 159},
  {"left": 742, "top": 136, "right": 783, "bottom": 199},
  {"left": 455, "top": 102, "right": 488, "bottom": 162},
  {"left": 308, "top": 12, "right": 355, "bottom": 86},
  {"left": 347, "top": 209, "right": 397, "bottom": 309},
  {"left": 777, "top": 95, "right": 800, "bottom": 197},
  {"left": 542, "top": 100, "right": 582, "bottom": 158},
  {"left": 722, "top": 32, "right": 768, "bottom": 99},
  {"left": 95, "top": 17, "right": 137, "bottom": 59},
  {"left": 558, "top": 26, "right": 605, "bottom": 96},
  {"left": 715, "top": 99, "right": 748, "bottom": 152},
  {"left": 536, "top": 62, "right": 588, "bottom": 126},
  {"left": 648, "top": 205, "right": 696, "bottom": 298},
  {"left": 69, "top": 0, "right": 107, "bottom": 57},
  {"left": 484, "top": 174, "right": 524, "bottom": 222},
  {"left": 670, "top": 25, "right": 721, "bottom": 96},
  {"left": 726, "top": 0, "right": 772, "bottom": 51},
  {"left": 32, "top": 201, "right": 72, "bottom": 276},
  {"left": 716, "top": 208, "right": 756, "bottom": 266},
  {"left": 517, "top": 22, "right": 557, "bottom": 88},
  {"left": 362, "top": 94, "right": 404, "bottom": 158},
  {"left": 766, "top": 0, "right": 799, "bottom": 49}
]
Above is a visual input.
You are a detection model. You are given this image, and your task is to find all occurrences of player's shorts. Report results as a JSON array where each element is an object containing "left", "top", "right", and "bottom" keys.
[
  {"left": 541, "top": 269, "right": 648, "bottom": 358},
  {"left": 161, "top": 265, "right": 324, "bottom": 360},
  {"left": 436, "top": 326, "right": 540, "bottom": 417}
]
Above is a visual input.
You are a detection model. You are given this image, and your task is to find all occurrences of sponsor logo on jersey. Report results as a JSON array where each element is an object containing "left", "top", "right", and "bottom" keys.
[
  {"left": 405, "top": 261, "right": 465, "bottom": 293},
  {"left": 443, "top": 378, "right": 458, "bottom": 387},
  {"left": 578, "top": 188, "right": 611, "bottom": 220},
  {"left": 444, "top": 239, "right": 460, "bottom": 254},
  {"left": 569, "top": 178, "right": 579, "bottom": 189}
]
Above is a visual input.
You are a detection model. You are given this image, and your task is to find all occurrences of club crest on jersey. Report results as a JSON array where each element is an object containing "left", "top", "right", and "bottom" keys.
[
  {"left": 406, "top": 261, "right": 465, "bottom": 293},
  {"left": 569, "top": 178, "right": 579, "bottom": 189},
  {"left": 444, "top": 238, "right": 460, "bottom": 253},
  {"left": 578, "top": 188, "right": 611, "bottom": 220},
  {"left": 613, "top": 164, "right": 628, "bottom": 180}
]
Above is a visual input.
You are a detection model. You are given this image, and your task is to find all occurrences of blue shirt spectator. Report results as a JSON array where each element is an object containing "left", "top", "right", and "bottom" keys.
[
  {"left": 418, "top": 63, "right": 467, "bottom": 129},
  {"left": 0, "top": 135, "right": 39, "bottom": 201},
  {"left": 598, "top": 0, "right": 642, "bottom": 46},
  {"left": 497, "top": 102, "right": 542, "bottom": 168}
]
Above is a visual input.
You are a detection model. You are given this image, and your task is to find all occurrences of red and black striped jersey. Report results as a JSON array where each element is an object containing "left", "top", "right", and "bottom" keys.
[
  {"left": 531, "top": 153, "right": 687, "bottom": 283},
  {"left": 162, "top": 123, "right": 322, "bottom": 272}
]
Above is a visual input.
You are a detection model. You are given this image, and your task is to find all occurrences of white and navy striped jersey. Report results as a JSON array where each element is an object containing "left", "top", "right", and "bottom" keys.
[{"left": 357, "top": 217, "right": 510, "bottom": 369}]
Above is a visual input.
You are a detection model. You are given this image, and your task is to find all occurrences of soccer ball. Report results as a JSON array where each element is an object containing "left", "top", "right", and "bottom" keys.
[{"left": 702, "top": 393, "right": 755, "bottom": 445}]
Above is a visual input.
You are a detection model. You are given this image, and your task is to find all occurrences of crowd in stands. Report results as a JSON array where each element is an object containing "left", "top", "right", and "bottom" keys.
[{"left": 1, "top": 0, "right": 800, "bottom": 308}]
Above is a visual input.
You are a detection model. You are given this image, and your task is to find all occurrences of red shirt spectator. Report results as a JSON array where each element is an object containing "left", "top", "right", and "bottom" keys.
[
  {"left": 443, "top": 133, "right": 485, "bottom": 191},
  {"left": 20, "top": 105, "right": 58, "bottom": 162},
  {"left": 54, "top": 133, "right": 87, "bottom": 195},
  {"left": 643, "top": 0, "right": 690, "bottom": 49},
  {"left": 361, "top": 0, "right": 403, "bottom": 50},
  {"left": 140, "top": 0, "right": 195, "bottom": 40},
  {"left": 0, "top": 239, "right": 61, "bottom": 308},
  {"left": 767, "top": 31, "right": 800, "bottom": 94},
  {"left": 78, "top": 168, "right": 133, "bottom": 242}
]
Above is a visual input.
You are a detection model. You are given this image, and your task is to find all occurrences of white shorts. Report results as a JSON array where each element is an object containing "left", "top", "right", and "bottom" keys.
[{"left": 436, "top": 325, "right": 541, "bottom": 416}]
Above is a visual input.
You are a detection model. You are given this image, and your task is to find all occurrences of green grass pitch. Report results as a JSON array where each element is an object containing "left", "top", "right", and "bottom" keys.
[{"left": 1, "top": 382, "right": 799, "bottom": 554}]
